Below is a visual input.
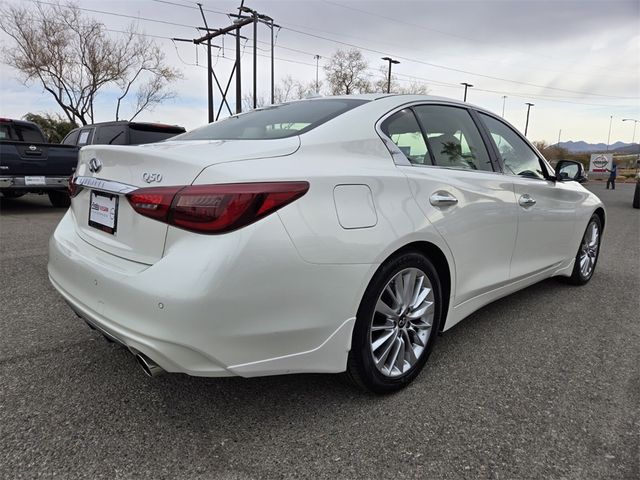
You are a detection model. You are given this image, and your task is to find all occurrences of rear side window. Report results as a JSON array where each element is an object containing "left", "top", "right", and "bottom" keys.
[
  {"left": 479, "top": 113, "right": 545, "bottom": 179},
  {"left": 62, "top": 129, "right": 80, "bottom": 145},
  {"left": 0, "top": 125, "right": 9, "bottom": 140},
  {"left": 77, "top": 129, "right": 93, "bottom": 146},
  {"left": 413, "top": 105, "right": 493, "bottom": 171},
  {"left": 176, "top": 99, "right": 368, "bottom": 141},
  {"left": 380, "top": 109, "right": 430, "bottom": 165}
]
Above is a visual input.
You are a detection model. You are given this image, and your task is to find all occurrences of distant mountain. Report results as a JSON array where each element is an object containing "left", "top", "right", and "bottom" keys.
[{"left": 554, "top": 140, "right": 639, "bottom": 154}]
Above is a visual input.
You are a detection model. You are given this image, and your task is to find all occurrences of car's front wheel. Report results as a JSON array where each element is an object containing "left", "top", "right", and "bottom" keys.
[
  {"left": 562, "top": 214, "right": 602, "bottom": 285},
  {"left": 346, "top": 251, "right": 442, "bottom": 393}
]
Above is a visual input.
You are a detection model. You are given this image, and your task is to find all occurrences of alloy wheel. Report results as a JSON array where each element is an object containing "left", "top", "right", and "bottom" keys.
[
  {"left": 369, "top": 267, "right": 435, "bottom": 377},
  {"left": 579, "top": 220, "right": 600, "bottom": 278}
]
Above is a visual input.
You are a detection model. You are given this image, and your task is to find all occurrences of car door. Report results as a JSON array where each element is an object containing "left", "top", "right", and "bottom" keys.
[
  {"left": 478, "top": 112, "right": 579, "bottom": 279},
  {"left": 380, "top": 104, "right": 519, "bottom": 306}
]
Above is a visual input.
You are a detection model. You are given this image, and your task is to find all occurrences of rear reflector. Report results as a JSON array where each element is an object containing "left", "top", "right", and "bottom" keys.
[{"left": 126, "top": 182, "right": 309, "bottom": 234}]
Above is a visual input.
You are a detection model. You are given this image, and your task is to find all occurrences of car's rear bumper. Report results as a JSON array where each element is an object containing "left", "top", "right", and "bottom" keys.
[
  {"left": 48, "top": 209, "right": 373, "bottom": 377},
  {"left": 1, "top": 175, "right": 68, "bottom": 190}
]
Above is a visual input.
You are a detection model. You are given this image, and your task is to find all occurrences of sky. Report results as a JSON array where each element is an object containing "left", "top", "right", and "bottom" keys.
[{"left": 1, "top": 0, "right": 639, "bottom": 144}]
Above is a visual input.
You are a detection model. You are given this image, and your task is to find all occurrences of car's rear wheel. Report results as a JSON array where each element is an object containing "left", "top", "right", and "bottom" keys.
[
  {"left": 562, "top": 214, "right": 602, "bottom": 285},
  {"left": 48, "top": 190, "right": 71, "bottom": 208},
  {"left": 346, "top": 251, "right": 442, "bottom": 393}
]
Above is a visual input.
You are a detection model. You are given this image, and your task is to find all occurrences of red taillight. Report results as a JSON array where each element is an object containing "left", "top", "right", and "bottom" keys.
[
  {"left": 68, "top": 175, "right": 80, "bottom": 197},
  {"left": 126, "top": 182, "right": 309, "bottom": 234},
  {"left": 127, "top": 186, "right": 182, "bottom": 221}
]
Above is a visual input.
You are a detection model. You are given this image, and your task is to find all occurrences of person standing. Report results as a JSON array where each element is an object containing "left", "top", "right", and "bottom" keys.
[{"left": 606, "top": 161, "right": 617, "bottom": 190}]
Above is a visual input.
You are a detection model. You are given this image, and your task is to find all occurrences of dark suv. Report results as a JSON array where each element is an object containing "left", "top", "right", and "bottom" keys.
[{"left": 62, "top": 121, "right": 186, "bottom": 146}]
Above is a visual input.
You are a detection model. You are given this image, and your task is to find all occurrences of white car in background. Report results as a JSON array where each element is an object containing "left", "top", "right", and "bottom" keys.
[{"left": 48, "top": 95, "right": 605, "bottom": 393}]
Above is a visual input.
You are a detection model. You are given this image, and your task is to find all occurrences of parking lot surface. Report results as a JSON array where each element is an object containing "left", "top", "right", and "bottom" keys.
[{"left": 1, "top": 184, "right": 638, "bottom": 479}]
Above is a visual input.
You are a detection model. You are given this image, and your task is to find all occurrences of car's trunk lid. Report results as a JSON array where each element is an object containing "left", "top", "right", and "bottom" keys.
[{"left": 72, "top": 138, "right": 300, "bottom": 264}]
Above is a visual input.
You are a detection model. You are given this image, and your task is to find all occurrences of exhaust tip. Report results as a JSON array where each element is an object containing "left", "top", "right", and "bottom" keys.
[{"left": 135, "top": 353, "right": 165, "bottom": 377}]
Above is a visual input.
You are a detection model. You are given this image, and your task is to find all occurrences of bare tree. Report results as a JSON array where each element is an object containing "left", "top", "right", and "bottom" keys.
[
  {"left": 0, "top": 1, "right": 181, "bottom": 125},
  {"left": 398, "top": 81, "right": 430, "bottom": 95},
  {"left": 242, "top": 76, "right": 318, "bottom": 111},
  {"left": 372, "top": 66, "right": 430, "bottom": 95},
  {"left": 323, "top": 48, "right": 370, "bottom": 95}
]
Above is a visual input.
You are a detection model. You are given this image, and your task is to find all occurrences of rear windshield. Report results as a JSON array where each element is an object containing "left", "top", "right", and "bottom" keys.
[
  {"left": 130, "top": 128, "right": 184, "bottom": 144},
  {"left": 15, "top": 125, "right": 45, "bottom": 143},
  {"left": 175, "top": 99, "right": 368, "bottom": 141}
]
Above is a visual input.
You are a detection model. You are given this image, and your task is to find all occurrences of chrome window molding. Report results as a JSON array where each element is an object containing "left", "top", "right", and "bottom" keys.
[{"left": 375, "top": 100, "right": 503, "bottom": 174}]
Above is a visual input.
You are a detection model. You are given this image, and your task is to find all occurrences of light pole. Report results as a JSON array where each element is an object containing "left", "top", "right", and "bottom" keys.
[
  {"left": 461, "top": 82, "right": 473, "bottom": 102},
  {"left": 524, "top": 103, "right": 534, "bottom": 137},
  {"left": 622, "top": 118, "right": 639, "bottom": 145},
  {"left": 606, "top": 115, "right": 613, "bottom": 151},
  {"left": 314, "top": 54, "right": 321, "bottom": 94},
  {"left": 381, "top": 57, "right": 400, "bottom": 94},
  {"left": 501, "top": 95, "right": 507, "bottom": 117}
]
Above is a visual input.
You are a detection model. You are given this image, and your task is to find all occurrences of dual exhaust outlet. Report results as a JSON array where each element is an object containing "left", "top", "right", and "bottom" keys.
[
  {"left": 84, "top": 319, "right": 164, "bottom": 377},
  {"left": 135, "top": 353, "right": 164, "bottom": 378}
]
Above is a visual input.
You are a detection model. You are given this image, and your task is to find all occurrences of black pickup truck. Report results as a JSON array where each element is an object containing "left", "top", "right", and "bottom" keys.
[{"left": 0, "top": 118, "right": 78, "bottom": 207}]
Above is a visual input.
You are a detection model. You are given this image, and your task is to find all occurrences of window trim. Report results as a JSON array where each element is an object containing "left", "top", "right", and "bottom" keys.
[
  {"left": 475, "top": 110, "right": 553, "bottom": 182},
  {"left": 376, "top": 100, "right": 499, "bottom": 174}
]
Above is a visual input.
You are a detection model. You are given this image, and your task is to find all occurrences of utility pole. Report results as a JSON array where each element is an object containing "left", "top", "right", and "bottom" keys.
[
  {"left": 253, "top": 11, "right": 257, "bottom": 108},
  {"left": 381, "top": 57, "right": 399, "bottom": 94},
  {"left": 270, "top": 18, "right": 275, "bottom": 104},
  {"left": 557, "top": 129, "right": 562, "bottom": 146},
  {"left": 524, "top": 102, "right": 534, "bottom": 137},
  {"left": 235, "top": 26, "right": 242, "bottom": 113},
  {"left": 461, "top": 82, "right": 473, "bottom": 102},
  {"left": 314, "top": 54, "right": 321, "bottom": 94},
  {"left": 606, "top": 115, "right": 613, "bottom": 151},
  {"left": 501, "top": 95, "right": 507, "bottom": 117},
  {"left": 197, "top": 4, "right": 214, "bottom": 123}
]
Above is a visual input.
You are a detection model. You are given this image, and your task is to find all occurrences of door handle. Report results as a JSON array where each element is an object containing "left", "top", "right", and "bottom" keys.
[
  {"left": 429, "top": 191, "right": 458, "bottom": 207},
  {"left": 518, "top": 194, "right": 537, "bottom": 207}
]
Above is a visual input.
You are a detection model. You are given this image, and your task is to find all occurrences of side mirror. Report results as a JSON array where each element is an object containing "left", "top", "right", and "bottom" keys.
[{"left": 556, "top": 160, "right": 588, "bottom": 183}]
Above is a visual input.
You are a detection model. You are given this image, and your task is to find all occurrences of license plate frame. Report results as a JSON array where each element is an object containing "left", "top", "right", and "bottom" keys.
[
  {"left": 88, "top": 190, "right": 119, "bottom": 235},
  {"left": 25, "top": 176, "right": 46, "bottom": 186}
]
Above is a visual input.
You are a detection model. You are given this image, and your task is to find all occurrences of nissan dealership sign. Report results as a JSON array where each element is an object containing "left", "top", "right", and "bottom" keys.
[{"left": 590, "top": 153, "right": 613, "bottom": 173}]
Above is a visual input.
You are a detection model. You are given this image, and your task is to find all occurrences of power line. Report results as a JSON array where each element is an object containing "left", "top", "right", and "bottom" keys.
[
  {"left": 321, "top": 0, "right": 636, "bottom": 78},
  {"left": 20, "top": 0, "right": 640, "bottom": 108},
  {"left": 278, "top": 25, "right": 638, "bottom": 100}
]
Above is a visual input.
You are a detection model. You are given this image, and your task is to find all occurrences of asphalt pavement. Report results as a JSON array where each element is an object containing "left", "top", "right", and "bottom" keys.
[{"left": 1, "top": 183, "right": 638, "bottom": 479}]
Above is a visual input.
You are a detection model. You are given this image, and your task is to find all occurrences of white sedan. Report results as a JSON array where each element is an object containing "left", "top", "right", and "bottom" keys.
[{"left": 48, "top": 95, "right": 605, "bottom": 393}]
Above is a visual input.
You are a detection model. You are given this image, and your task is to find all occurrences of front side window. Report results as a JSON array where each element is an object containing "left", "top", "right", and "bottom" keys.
[
  {"left": 176, "top": 99, "right": 368, "bottom": 141},
  {"left": 380, "top": 109, "right": 430, "bottom": 165},
  {"left": 479, "top": 113, "right": 546, "bottom": 180},
  {"left": 413, "top": 105, "right": 493, "bottom": 171}
]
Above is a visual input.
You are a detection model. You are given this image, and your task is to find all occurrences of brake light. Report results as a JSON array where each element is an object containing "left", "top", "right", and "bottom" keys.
[
  {"left": 127, "top": 186, "right": 182, "bottom": 221},
  {"left": 126, "top": 182, "right": 309, "bottom": 234},
  {"left": 68, "top": 175, "right": 80, "bottom": 197}
]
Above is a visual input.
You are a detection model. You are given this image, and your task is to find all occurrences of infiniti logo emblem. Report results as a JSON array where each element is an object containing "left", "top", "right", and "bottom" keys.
[
  {"left": 142, "top": 172, "right": 163, "bottom": 183},
  {"left": 88, "top": 158, "right": 102, "bottom": 173}
]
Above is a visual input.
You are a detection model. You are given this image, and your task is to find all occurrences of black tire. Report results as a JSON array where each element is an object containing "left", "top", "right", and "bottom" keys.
[
  {"left": 48, "top": 190, "right": 71, "bottom": 208},
  {"left": 346, "top": 251, "right": 442, "bottom": 394},
  {"left": 561, "top": 214, "right": 602, "bottom": 286},
  {"left": 633, "top": 182, "right": 640, "bottom": 209}
]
